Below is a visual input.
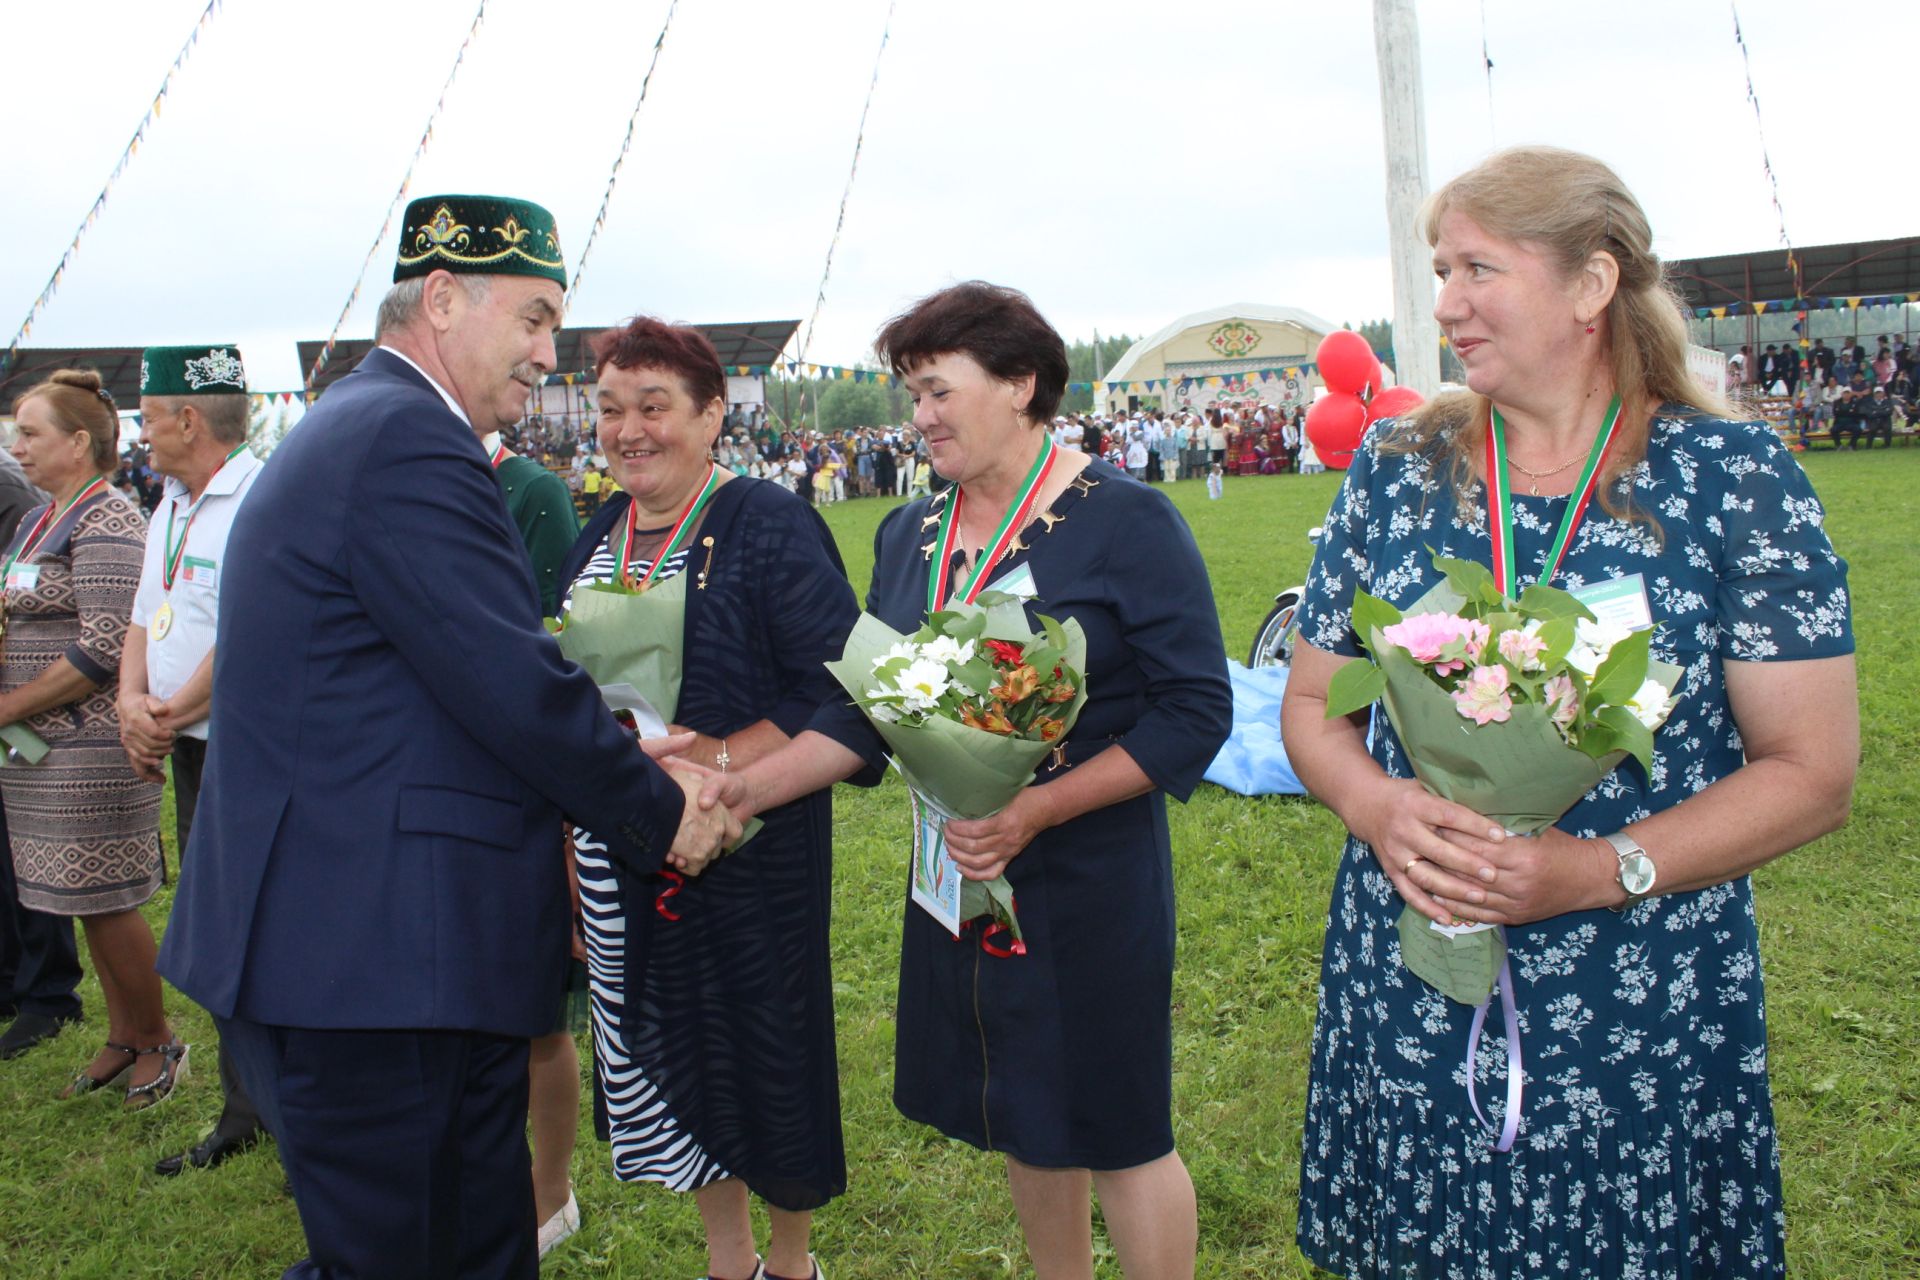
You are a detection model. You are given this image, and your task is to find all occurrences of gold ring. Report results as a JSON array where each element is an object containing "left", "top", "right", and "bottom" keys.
[{"left": 1404, "top": 857, "right": 1421, "bottom": 874}]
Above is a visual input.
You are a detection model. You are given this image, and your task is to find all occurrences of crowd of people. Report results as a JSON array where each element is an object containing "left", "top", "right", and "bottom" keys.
[
  {"left": 1727, "top": 333, "right": 1917, "bottom": 448},
  {"left": 0, "top": 149, "right": 1863, "bottom": 1280}
]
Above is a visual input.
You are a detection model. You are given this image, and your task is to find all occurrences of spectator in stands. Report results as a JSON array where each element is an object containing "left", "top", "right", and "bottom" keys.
[
  {"left": 1832, "top": 384, "right": 1866, "bottom": 449},
  {"left": 1810, "top": 337, "right": 1834, "bottom": 383},
  {"left": 1758, "top": 344, "right": 1781, "bottom": 394},
  {"left": 1833, "top": 347, "right": 1857, "bottom": 389},
  {"left": 1872, "top": 345, "right": 1896, "bottom": 389},
  {"left": 1860, "top": 386, "right": 1895, "bottom": 448}
]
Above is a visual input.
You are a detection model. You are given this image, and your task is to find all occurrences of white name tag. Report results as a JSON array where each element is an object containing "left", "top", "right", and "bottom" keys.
[
  {"left": 985, "top": 562, "right": 1038, "bottom": 601},
  {"left": 181, "top": 556, "right": 218, "bottom": 590},
  {"left": 1572, "top": 573, "right": 1654, "bottom": 632},
  {"left": 6, "top": 564, "right": 41, "bottom": 592}
]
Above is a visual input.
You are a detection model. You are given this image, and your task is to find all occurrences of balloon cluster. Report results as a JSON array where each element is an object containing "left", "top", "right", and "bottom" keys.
[{"left": 1304, "top": 330, "right": 1425, "bottom": 470}]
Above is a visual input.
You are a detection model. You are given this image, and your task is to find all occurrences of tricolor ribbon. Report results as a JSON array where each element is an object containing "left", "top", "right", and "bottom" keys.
[
  {"left": 618, "top": 463, "right": 721, "bottom": 591},
  {"left": 925, "top": 440, "right": 1058, "bottom": 615}
]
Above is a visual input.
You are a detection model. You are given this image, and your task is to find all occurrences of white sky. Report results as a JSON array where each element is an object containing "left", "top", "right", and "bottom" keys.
[{"left": 4, "top": 0, "right": 1914, "bottom": 393}]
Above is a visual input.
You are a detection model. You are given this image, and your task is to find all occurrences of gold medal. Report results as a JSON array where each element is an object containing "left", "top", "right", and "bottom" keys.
[{"left": 151, "top": 601, "right": 175, "bottom": 642}]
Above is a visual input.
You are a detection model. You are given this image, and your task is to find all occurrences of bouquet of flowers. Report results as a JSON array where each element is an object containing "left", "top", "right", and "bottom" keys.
[
  {"left": 826, "top": 592, "right": 1088, "bottom": 950},
  {"left": 1324, "top": 553, "right": 1681, "bottom": 1003}
]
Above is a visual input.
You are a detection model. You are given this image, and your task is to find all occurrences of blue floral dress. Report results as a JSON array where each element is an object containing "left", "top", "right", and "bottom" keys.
[{"left": 1293, "top": 409, "right": 1853, "bottom": 1279}]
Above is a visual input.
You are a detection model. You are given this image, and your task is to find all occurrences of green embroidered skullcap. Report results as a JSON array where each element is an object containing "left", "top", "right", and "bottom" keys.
[
  {"left": 393, "top": 194, "right": 567, "bottom": 287},
  {"left": 141, "top": 345, "right": 248, "bottom": 397}
]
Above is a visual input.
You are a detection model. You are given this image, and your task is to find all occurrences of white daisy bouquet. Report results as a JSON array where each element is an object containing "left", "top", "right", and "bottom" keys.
[
  {"left": 1324, "top": 553, "right": 1681, "bottom": 1003},
  {"left": 826, "top": 592, "right": 1088, "bottom": 949}
]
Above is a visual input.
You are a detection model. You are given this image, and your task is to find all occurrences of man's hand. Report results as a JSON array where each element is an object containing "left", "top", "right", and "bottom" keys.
[
  {"left": 640, "top": 731, "right": 696, "bottom": 762},
  {"left": 118, "top": 692, "right": 173, "bottom": 770},
  {"left": 662, "top": 760, "right": 741, "bottom": 876}
]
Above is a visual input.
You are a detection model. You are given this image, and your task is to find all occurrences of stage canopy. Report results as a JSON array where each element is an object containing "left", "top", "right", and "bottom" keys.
[
  {"left": 0, "top": 346, "right": 147, "bottom": 409},
  {"left": 1666, "top": 236, "right": 1920, "bottom": 317}
]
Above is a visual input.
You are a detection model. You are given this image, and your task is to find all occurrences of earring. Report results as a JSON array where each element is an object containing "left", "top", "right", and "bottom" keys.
[{"left": 1585, "top": 320, "right": 1597, "bottom": 335}]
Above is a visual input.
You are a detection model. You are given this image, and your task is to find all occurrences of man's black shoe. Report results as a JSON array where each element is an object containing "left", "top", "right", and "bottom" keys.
[
  {"left": 154, "top": 1130, "right": 264, "bottom": 1177},
  {"left": 0, "top": 1009, "right": 77, "bottom": 1060}
]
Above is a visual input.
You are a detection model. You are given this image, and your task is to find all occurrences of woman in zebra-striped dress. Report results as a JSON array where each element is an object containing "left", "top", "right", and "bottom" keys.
[{"left": 558, "top": 318, "right": 869, "bottom": 1280}]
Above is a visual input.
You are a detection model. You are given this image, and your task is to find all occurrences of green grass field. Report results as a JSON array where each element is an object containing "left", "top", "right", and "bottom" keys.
[{"left": 3, "top": 452, "right": 1915, "bottom": 1277}]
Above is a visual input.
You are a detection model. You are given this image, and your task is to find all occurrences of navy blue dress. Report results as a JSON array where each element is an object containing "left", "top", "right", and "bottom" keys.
[
  {"left": 1292, "top": 411, "right": 1853, "bottom": 1278},
  {"left": 815, "top": 458, "right": 1232, "bottom": 1169},
  {"left": 560, "top": 476, "right": 870, "bottom": 1212}
]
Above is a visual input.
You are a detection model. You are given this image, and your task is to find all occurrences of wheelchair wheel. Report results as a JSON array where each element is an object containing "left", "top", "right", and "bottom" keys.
[{"left": 1248, "top": 589, "right": 1304, "bottom": 669}]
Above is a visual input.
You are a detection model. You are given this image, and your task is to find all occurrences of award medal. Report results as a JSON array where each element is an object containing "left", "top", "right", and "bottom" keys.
[
  {"left": 1484, "top": 395, "right": 1623, "bottom": 595},
  {"left": 154, "top": 445, "right": 248, "bottom": 643},
  {"left": 616, "top": 463, "right": 723, "bottom": 592},
  {"left": 0, "top": 476, "right": 111, "bottom": 639},
  {"left": 925, "top": 439, "right": 1059, "bottom": 615}
]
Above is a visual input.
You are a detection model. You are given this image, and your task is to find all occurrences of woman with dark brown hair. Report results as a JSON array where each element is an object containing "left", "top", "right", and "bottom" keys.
[
  {"left": 559, "top": 317, "right": 868, "bottom": 1280},
  {"left": 709, "top": 282, "right": 1232, "bottom": 1279},
  {"left": 4, "top": 370, "right": 178, "bottom": 1108},
  {"left": 1282, "top": 146, "right": 1856, "bottom": 1278}
]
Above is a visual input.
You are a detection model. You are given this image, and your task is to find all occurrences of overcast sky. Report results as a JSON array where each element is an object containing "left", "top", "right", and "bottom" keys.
[{"left": 4, "top": 0, "right": 1913, "bottom": 393}]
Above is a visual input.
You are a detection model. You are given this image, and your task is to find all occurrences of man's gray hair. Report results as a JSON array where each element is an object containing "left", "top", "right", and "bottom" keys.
[
  {"left": 156, "top": 395, "right": 250, "bottom": 446},
  {"left": 373, "top": 274, "right": 493, "bottom": 341}
]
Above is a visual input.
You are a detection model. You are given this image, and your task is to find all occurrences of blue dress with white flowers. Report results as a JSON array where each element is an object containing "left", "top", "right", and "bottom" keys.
[{"left": 1292, "top": 409, "right": 1852, "bottom": 1279}]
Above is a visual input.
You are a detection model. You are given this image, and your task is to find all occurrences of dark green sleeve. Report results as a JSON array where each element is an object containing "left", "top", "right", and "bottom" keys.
[{"left": 503, "top": 461, "right": 583, "bottom": 617}]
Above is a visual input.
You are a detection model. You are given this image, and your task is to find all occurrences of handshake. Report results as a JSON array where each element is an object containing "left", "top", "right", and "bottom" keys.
[{"left": 642, "top": 731, "right": 755, "bottom": 877}]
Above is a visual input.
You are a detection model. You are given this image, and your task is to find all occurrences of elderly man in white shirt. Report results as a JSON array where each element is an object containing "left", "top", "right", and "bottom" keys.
[{"left": 121, "top": 344, "right": 267, "bottom": 1179}]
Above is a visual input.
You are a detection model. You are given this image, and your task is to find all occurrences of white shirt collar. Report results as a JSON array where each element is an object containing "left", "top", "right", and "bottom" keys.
[
  {"left": 160, "top": 446, "right": 261, "bottom": 505},
  {"left": 378, "top": 344, "right": 471, "bottom": 427}
]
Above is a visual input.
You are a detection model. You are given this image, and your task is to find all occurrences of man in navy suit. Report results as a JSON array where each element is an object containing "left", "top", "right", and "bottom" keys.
[{"left": 158, "top": 194, "right": 737, "bottom": 1279}]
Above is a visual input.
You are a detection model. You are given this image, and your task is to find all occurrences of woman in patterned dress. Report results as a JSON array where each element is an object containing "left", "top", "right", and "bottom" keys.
[
  {"left": 559, "top": 318, "right": 866, "bottom": 1280},
  {"left": 5, "top": 371, "right": 178, "bottom": 1108},
  {"left": 1281, "top": 147, "right": 1858, "bottom": 1278}
]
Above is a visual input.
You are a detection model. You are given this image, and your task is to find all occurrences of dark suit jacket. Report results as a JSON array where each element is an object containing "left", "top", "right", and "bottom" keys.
[{"left": 158, "top": 349, "right": 685, "bottom": 1038}]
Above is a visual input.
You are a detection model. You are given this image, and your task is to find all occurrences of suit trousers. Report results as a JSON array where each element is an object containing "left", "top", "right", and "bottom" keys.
[
  {"left": 0, "top": 796, "right": 81, "bottom": 1019},
  {"left": 173, "top": 736, "right": 264, "bottom": 1142},
  {"left": 220, "top": 1017, "right": 536, "bottom": 1280}
]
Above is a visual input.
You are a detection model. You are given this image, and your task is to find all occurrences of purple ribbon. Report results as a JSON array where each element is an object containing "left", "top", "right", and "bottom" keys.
[{"left": 1465, "top": 936, "right": 1523, "bottom": 1152}]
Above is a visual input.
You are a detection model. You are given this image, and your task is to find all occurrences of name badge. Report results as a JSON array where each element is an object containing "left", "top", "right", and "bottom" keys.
[
  {"left": 5, "top": 564, "right": 41, "bottom": 592},
  {"left": 985, "top": 563, "right": 1038, "bottom": 601},
  {"left": 1572, "top": 573, "right": 1654, "bottom": 632},
  {"left": 908, "top": 787, "right": 963, "bottom": 937},
  {"left": 181, "top": 555, "right": 218, "bottom": 590}
]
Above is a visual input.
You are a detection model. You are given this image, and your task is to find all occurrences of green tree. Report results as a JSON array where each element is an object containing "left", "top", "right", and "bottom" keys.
[
  {"left": 818, "top": 379, "right": 891, "bottom": 431},
  {"left": 1060, "top": 333, "right": 1136, "bottom": 414},
  {"left": 247, "top": 400, "right": 293, "bottom": 457}
]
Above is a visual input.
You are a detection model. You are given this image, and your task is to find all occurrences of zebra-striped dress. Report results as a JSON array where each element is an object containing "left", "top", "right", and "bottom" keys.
[
  {"left": 564, "top": 539, "right": 732, "bottom": 1193},
  {"left": 559, "top": 477, "right": 860, "bottom": 1212}
]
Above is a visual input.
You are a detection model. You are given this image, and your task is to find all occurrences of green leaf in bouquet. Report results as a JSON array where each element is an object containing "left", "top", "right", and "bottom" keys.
[
  {"left": 1349, "top": 590, "right": 1403, "bottom": 655},
  {"left": 1574, "top": 716, "right": 1622, "bottom": 762},
  {"left": 1593, "top": 703, "right": 1655, "bottom": 773},
  {"left": 1431, "top": 553, "right": 1502, "bottom": 608},
  {"left": 1518, "top": 581, "right": 1596, "bottom": 622},
  {"left": 952, "top": 657, "right": 996, "bottom": 699},
  {"left": 1536, "top": 616, "right": 1577, "bottom": 669},
  {"left": 979, "top": 597, "right": 1036, "bottom": 643},
  {"left": 1041, "top": 613, "right": 1068, "bottom": 653},
  {"left": 1586, "top": 628, "right": 1652, "bottom": 708},
  {"left": 1325, "top": 657, "right": 1388, "bottom": 719}
]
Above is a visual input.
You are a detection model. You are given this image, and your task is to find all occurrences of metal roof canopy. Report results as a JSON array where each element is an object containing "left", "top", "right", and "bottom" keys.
[
  {"left": 0, "top": 347, "right": 147, "bottom": 409},
  {"left": 296, "top": 319, "right": 801, "bottom": 398},
  {"left": 1666, "top": 236, "right": 1920, "bottom": 310}
]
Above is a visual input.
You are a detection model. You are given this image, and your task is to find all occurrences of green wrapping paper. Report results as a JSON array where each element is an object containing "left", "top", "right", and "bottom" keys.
[
  {"left": 1360, "top": 577, "right": 1681, "bottom": 1004},
  {"left": 824, "top": 596, "right": 1089, "bottom": 942},
  {"left": 553, "top": 570, "right": 688, "bottom": 725}
]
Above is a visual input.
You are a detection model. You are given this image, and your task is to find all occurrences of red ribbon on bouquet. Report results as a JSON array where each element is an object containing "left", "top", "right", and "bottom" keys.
[{"left": 654, "top": 870, "right": 686, "bottom": 921}]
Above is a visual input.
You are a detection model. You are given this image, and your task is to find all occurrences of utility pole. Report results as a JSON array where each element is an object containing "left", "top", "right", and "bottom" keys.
[{"left": 1373, "top": 0, "right": 1441, "bottom": 396}]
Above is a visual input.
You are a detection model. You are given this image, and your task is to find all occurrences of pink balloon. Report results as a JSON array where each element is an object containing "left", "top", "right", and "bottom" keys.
[
  {"left": 1366, "top": 385, "right": 1425, "bottom": 422},
  {"left": 1316, "top": 330, "right": 1381, "bottom": 397},
  {"left": 1306, "top": 393, "right": 1368, "bottom": 470}
]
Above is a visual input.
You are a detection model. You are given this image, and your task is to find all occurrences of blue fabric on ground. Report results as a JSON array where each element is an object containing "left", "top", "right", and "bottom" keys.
[{"left": 1202, "top": 660, "right": 1304, "bottom": 796}]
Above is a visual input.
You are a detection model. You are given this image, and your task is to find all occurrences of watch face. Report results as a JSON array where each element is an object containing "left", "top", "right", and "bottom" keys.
[{"left": 1621, "top": 852, "right": 1657, "bottom": 896}]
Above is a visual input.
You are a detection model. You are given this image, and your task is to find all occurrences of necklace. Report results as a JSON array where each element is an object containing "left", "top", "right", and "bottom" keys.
[{"left": 1504, "top": 450, "right": 1588, "bottom": 496}]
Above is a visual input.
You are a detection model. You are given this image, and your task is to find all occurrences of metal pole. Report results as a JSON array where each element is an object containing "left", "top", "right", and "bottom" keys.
[{"left": 1372, "top": 0, "right": 1441, "bottom": 397}]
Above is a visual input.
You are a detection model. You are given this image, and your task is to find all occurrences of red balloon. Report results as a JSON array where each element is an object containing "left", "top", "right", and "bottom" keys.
[
  {"left": 1366, "top": 385, "right": 1425, "bottom": 421},
  {"left": 1317, "top": 330, "right": 1381, "bottom": 397},
  {"left": 1305, "top": 393, "right": 1368, "bottom": 470}
]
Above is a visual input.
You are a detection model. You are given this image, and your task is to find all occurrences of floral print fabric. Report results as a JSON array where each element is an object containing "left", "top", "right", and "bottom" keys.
[{"left": 1293, "top": 410, "right": 1853, "bottom": 1279}]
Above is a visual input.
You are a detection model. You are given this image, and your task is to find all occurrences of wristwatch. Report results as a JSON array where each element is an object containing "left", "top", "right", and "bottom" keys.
[{"left": 1603, "top": 830, "right": 1657, "bottom": 911}]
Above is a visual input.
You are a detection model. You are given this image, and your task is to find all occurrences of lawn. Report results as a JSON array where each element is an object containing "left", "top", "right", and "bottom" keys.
[{"left": 2, "top": 453, "right": 1914, "bottom": 1277}]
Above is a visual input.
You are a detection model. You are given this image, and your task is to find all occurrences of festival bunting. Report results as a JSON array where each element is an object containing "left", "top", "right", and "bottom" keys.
[
  {"left": 1, "top": 0, "right": 223, "bottom": 379},
  {"left": 1075, "top": 359, "right": 1330, "bottom": 396},
  {"left": 305, "top": 0, "right": 491, "bottom": 396},
  {"left": 797, "top": 0, "right": 898, "bottom": 362},
  {"left": 566, "top": 0, "right": 682, "bottom": 311},
  {"left": 1731, "top": 5, "right": 1803, "bottom": 300},
  {"left": 1687, "top": 292, "right": 1917, "bottom": 320}
]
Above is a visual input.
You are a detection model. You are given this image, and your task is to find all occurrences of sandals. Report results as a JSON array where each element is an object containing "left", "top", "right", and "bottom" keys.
[
  {"left": 56, "top": 1041, "right": 135, "bottom": 1099},
  {"left": 123, "top": 1039, "right": 190, "bottom": 1112}
]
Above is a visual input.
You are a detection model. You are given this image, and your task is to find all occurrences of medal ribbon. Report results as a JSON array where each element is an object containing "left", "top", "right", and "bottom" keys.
[
  {"left": 617, "top": 463, "right": 722, "bottom": 591},
  {"left": 1483, "top": 395, "right": 1623, "bottom": 595},
  {"left": 926, "top": 439, "right": 1059, "bottom": 615},
  {"left": 161, "top": 444, "right": 249, "bottom": 591},
  {"left": 4, "top": 476, "right": 110, "bottom": 587},
  {"left": 489, "top": 443, "right": 508, "bottom": 470}
]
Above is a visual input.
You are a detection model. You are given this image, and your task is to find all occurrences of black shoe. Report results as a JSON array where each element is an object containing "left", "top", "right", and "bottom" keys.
[
  {"left": 154, "top": 1129, "right": 264, "bottom": 1176},
  {"left": 0, "top": 1009, "right": 78, "bottom": 1060}
]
